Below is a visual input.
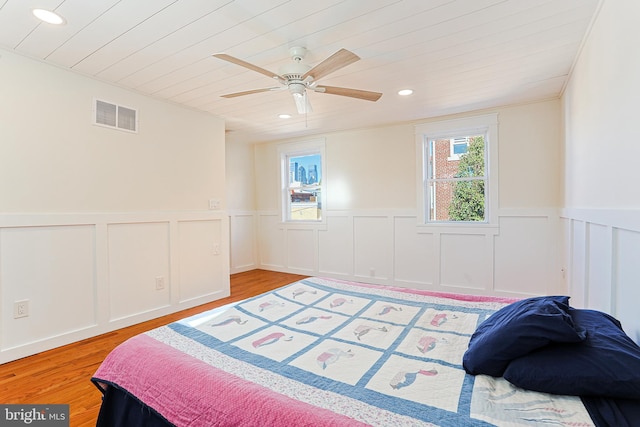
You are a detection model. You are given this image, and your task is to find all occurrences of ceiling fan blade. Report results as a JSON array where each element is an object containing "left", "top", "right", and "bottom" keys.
[
  {"left": 314, "top": 85, "right": 382, "bottom": 102},
  {"left": 221, "top": 87, "right": 281, "bottom": 98},
  {"left": 213, "top": 53, "right": 283, "bottom": 81},
  {"left": 302, "top": 48, "right": 360, "bottom": 81}
]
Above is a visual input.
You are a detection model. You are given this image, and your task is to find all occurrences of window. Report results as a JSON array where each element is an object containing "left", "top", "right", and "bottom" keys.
[
  {"left": 428, "top": 135, "right": 485, "bottom": 222},
  {"left": 449, "top": 137, "right": 469, "bottom": 160},
  {"left": 416, "top": 114, "right": 498, "bottom": 225},
  {"left": 278, "top": 139, "right": 325, "bottom": 223}
]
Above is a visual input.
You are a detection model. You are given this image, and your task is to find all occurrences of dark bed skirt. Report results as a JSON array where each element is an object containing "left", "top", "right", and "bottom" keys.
[
  {"left": 95, "top": 382, "right": 174, "bottom": 427},
  {"left": 93, "top": 378, "right": 640, "bottom": 427},
  {"left": 582, "top": 395, "right": 640, "bottom": 427}
]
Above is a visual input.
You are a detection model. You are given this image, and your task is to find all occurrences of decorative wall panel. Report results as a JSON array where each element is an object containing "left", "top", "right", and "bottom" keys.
[
  {"left": 178, "top": 219, "right": 225, "bottom": 303},
  {"left": 0, "top": 212, "right": 229, "bottom": 363},
  {"left": 1, "top": 225, "right": 96, "bottom": 350}
]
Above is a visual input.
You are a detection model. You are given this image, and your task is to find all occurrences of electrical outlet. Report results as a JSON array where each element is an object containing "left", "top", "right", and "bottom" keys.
[
  {"left": 155, "top": 276, "right": 165, "bottom": 290},
  {"left": 14, "top": 300, "right": 29, "bottom": 319},
  {"left": 213, "top": 243, "right": 220, "bottom": 255}
]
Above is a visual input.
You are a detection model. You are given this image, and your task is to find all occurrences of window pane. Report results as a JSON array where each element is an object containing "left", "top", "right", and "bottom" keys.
[
  {"left": 427, "top": 135, "right": 486, "bottom": 222},
  {"left": 288, "top": 154, "right": 321, "bottom": 221},
  {"left": 430, "top": 180, "right": 485, "bottom": 221},
  {"left": 430, "top": 136, "right": 485, "bottom": 179},
  {"left": 290, "top": 196, "right": 321, "bottom": 220},
  {"left": 455, "top": 136, "right": 484, "bottom": 178},
  {"left": 430, "top": 139, "right": 458, "bottom": 179}
]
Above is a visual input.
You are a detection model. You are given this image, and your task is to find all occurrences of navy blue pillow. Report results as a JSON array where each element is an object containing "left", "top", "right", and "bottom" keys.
[
  {"left": 503, "top": 308, "right": 640, "bottom": 399},
  {"left": 463, "top": 296, "right": 586, "bottom": 377}
]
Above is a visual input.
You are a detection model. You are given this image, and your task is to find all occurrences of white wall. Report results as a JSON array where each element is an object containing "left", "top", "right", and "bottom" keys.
[
  {"left": 561, "top": 0, "right": 640, "bottom": 342},
  {"left": 228, "top": 100, "right": 566, "bottom": 298},
  {"left": 563, "top": 1, "right": 640, "bottom": 209},
  {"left": 0, "top": 50, "right": 225, "bottom": 212},
  {"left": 0, "top": 50, "right": 230, "bottom": 363}
]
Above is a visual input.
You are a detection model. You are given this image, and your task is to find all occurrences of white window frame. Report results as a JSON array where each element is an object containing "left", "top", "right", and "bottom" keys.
[
  {"left": 278, "top": 139, "right": 326, "bottom": 225},
  {"left": 415, "top": 113, "right": 499, "bottom": 227}
]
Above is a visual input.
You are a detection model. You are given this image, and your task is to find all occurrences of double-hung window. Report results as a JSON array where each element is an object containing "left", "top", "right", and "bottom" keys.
[
  {"left": 416, "top": 114, "right": 498, "bottom": 225},
  {"left": 278, "top": 139, "right": 325, "bottom": 223}
]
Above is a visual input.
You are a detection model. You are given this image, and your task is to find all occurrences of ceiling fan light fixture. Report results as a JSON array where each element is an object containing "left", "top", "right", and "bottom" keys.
[
  {"left": 293, "top": 92, "right": 306, "bottom": 114},
  {"left": 289, "top": 83, "right": 306, "bottom": 96},
  {"left": 32, "top": 8, "right": 66, "bottom": 25},
  {"left": 278, "top": 114, "right": 292, "bottom": 119},
  {"left": 398, "top": 89, "right": 413, "bottom": 96},
  {"left": 291, "top": 88, "right": 312, "bottom": 114}
]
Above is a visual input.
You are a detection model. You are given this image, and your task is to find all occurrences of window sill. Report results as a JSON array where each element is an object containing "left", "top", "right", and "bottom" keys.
[
  {"left": 416, "top": 222, "right": 499, "bottom": 235},
  {"left": 278, "top": 220, "right": 328, "bottom": 231}
]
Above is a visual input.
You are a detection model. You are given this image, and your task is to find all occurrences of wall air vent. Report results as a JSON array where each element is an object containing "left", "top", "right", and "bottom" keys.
[{"left": 94, "top": 99, "right": 138, "bottom": 133}]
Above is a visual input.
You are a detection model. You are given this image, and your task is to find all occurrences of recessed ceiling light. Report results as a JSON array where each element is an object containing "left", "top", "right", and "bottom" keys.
[
  {"left": 32, "top": 9, "right": 66, "bottom": 25},
  {"left": 278, "top": 114, "right": 292, "bottom": 119},
  {"left": 398, "top": 89, "right": 413, "bottom": 96}
]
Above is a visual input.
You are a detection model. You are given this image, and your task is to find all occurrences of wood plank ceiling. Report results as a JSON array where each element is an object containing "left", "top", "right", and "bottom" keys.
[{"left": 0, "top": 0, "right": 600, "bottom": 143}]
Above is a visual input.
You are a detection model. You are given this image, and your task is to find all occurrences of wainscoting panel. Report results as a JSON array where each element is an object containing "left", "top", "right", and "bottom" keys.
[
  {"left": 439, "top": 233, "right": 487, "bottom": 291},
  {"left": 107, "top": 222, "right": 171, "bottom": 322},
  {"left": 229, "top": 213, "right": 256, "bottom": 273},
  {"left": 353, "top": 216, "right": 392, "bottom": 281},
  {"left": 561, "top": 208, "right": 640, "bottom": 344},
  {"left": 177, "top": 219, "right": 226, "bottom": 303},
  {"left": 257, "top": 213, "right": 284, "bottom": 269},
  {"left": 0, "top": 225, "right": 96, "bottom": 351},
  {"left": 586, "top": 223, "right": 612, "bottom": 313},
  {"left": 318, "top": 215, "right": 353, "bottom": 276},
  {"left": 393, "top": 216, "right": 435, "bottom": 288},
  {"left": 0, "top": 211, "right": 229, "bottom": 364},
  {"left": 614, "top": 228, "right": 640, "bottom": 343},
  {"left": 286, "top": 228, "right": 316, "bottom": 273},
  {"left": 494, "top": 216, "right": 557, "bottom": 295},
  {"left": 569, "top": 219, "right": 587, "bottom": 308}
]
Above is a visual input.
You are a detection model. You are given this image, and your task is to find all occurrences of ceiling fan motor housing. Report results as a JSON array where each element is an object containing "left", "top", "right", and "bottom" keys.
[{"left": 279, "top": 61, "right": 311, "bottom": 82}]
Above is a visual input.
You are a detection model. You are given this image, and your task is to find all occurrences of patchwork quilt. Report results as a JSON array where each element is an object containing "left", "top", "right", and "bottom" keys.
[{"left": 93, "top": 277, "right": 595, "bottom": 426}]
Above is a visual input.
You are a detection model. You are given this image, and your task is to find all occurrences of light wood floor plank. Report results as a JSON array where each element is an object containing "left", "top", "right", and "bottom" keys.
[{"left": 0, "top": 269, "right": 307, "bottom": 427}]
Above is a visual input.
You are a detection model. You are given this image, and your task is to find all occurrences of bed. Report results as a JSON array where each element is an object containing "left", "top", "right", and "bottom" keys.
[{"left": 92, "top": 277, "right": 640, "bottom": 426}]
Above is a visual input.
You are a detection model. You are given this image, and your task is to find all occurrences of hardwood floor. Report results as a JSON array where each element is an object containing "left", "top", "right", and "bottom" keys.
[{"left": 0, "top": 269, "right": 307, "bottom": 427}]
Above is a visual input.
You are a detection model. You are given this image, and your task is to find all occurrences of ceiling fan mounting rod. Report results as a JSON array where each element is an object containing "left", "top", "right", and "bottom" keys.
[{"left": 289, "top": 46, "right": 307, "bottom": 62}]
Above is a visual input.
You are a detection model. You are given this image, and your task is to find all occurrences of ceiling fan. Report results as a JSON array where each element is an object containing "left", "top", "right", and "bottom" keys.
[{"left": 213, "top": 47, "right": 382, "bottom": 114}]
